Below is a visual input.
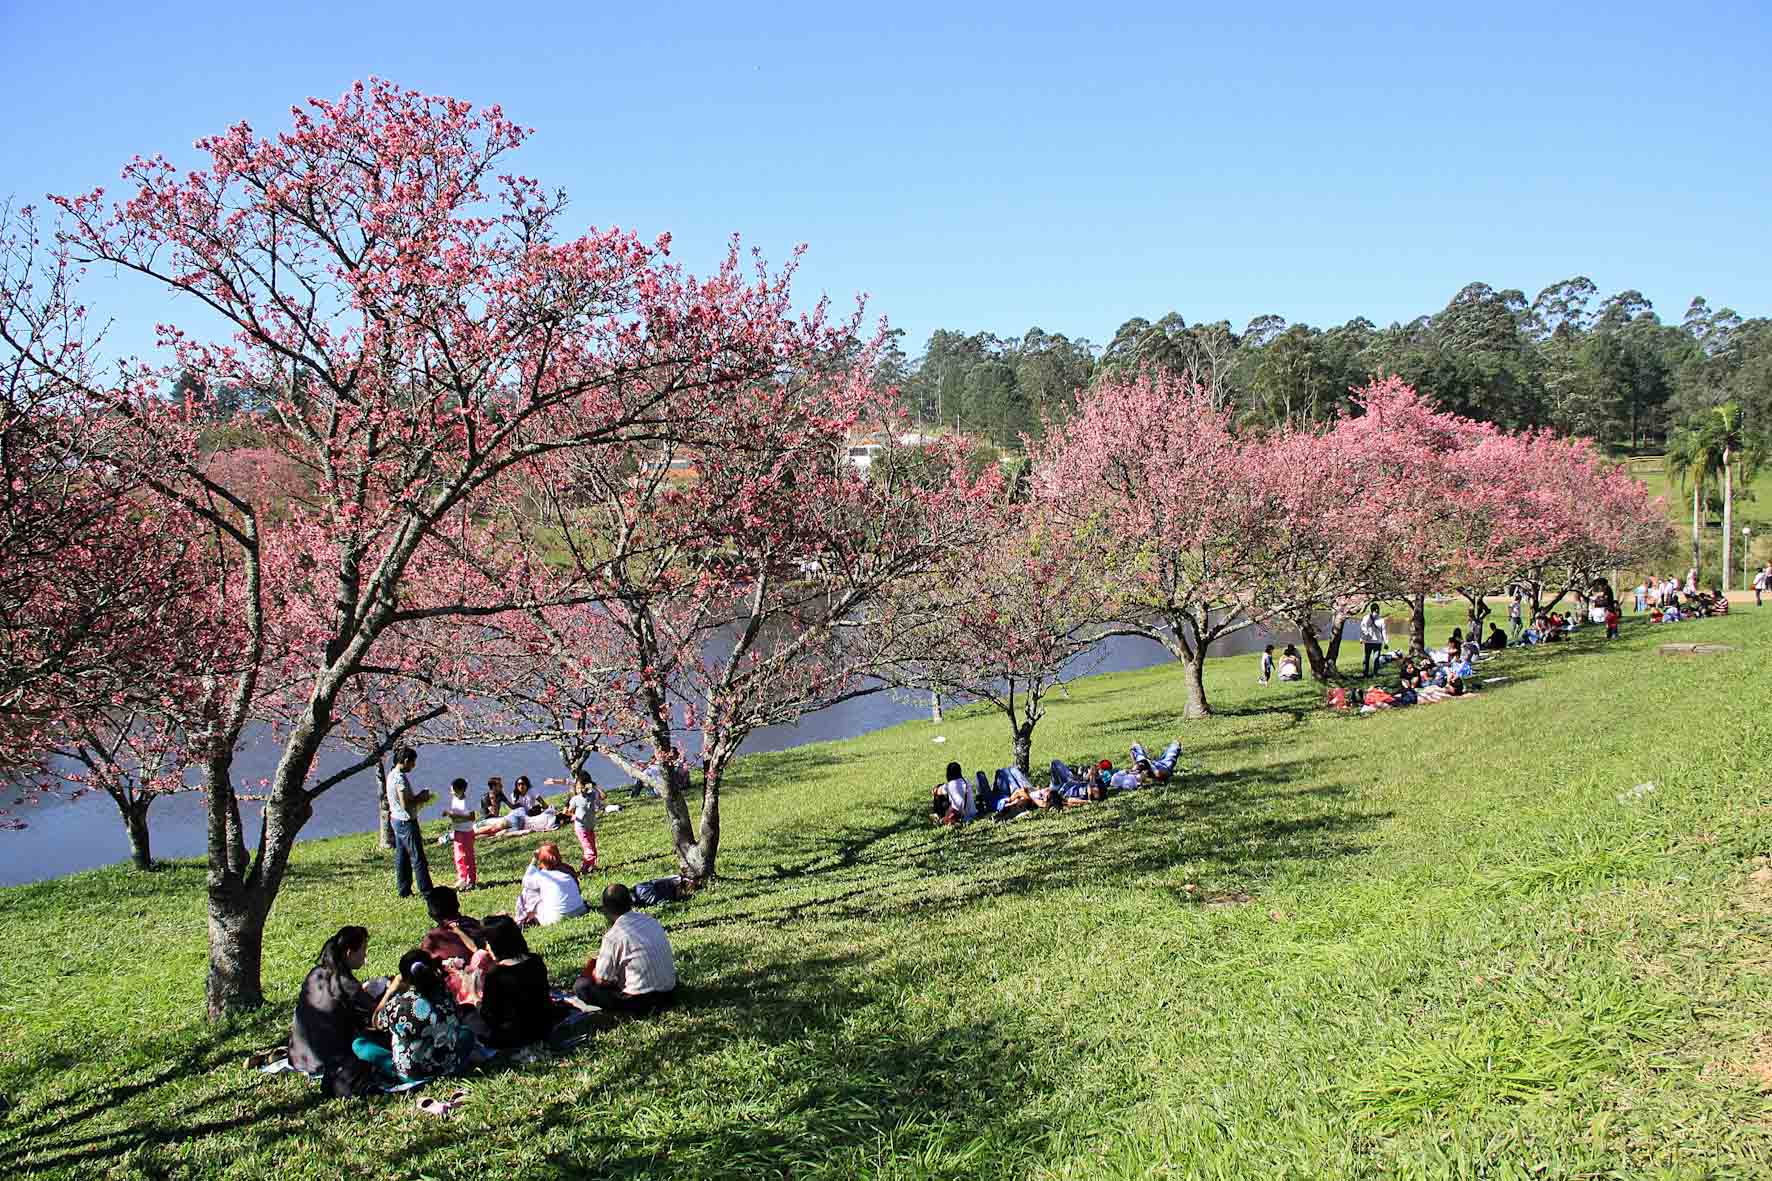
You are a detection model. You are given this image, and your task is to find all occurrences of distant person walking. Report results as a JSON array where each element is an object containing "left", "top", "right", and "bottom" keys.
[
  {"left": 1755, "top": 563, "right": 1769, "bottom": 607},
  {"left": 1359, "top": 604, "right": 1387, "bottom": 677},
  {"left": 386, "top": 746, "right": 436, "bottom": 900}
]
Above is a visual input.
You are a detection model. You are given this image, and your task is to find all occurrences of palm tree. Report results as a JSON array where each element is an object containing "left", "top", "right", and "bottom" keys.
[
  {"left": 1665, "top": 420, "right": 1720, "bottom": 580},
  {"left": 1667, "top": 406, "right": 1766, "bottom": 590},
  {"left": 1711, "top": 403, "right": 1765, "bottom": 591}
]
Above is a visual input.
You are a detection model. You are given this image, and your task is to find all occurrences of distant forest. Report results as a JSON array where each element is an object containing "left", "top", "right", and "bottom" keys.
[{"left": 876, "top": 280, "right": 1772, "bottom": 453}]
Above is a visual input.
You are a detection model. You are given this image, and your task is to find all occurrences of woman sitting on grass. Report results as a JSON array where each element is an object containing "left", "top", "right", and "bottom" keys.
[
  {"left": 289, "top": 926, "right": 385, "bottom": 1085},
  {"left": 1277, "top": 645, "right": 1303, "bottom": 681},
  {"left": 355, "top": 949, "right": 477, "bottom": 1084},
  {"left": 514, "top": 842, "right": 590, "bottom": 926},
  {"left": 469, "top": 915, "right": 556, "bottom": 1049},
  {"left": 931, "top": 761, "right": 976, "bottom": 825}
]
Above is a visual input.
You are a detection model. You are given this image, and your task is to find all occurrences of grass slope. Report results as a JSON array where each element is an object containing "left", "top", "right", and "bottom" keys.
[{"left": 3, "top": 607, "right": 1771, "bottom": 1179}]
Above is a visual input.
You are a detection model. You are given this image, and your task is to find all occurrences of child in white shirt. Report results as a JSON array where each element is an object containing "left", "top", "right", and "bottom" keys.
[
  {"left": 549, "top": 769, "right": 605, "bottom": 872},
  {"left": 442, "top": 777, "right": 480, "bottom": 890}
]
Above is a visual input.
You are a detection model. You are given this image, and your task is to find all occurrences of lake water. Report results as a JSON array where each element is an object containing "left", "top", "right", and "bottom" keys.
[{"left": 0, "top": 620, "right": 1341, "bottom": 885}]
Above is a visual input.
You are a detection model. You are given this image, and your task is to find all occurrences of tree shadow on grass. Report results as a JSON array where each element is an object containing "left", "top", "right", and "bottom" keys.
[{"left": 665, "top": 756, "right": 1385, "bottom": 942}]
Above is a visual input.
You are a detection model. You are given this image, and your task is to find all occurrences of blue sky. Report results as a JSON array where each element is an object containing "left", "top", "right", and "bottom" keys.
[{"left": 3, "top": 0, "right": 1768, "bottom": 362}]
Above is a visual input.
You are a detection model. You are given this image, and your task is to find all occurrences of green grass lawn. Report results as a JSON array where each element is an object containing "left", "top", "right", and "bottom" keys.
[{"left": 3, "top": 606, "right": 1770, "bottom": 1178}]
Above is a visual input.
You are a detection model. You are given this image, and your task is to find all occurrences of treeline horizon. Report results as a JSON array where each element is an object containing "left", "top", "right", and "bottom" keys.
[{"left": 874, "top": 279, "right": 1772, "bottom": 453}]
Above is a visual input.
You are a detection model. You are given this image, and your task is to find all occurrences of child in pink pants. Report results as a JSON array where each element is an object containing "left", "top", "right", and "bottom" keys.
[
  {"left": 567, "top": 773, "right": 604, "bottom": 873},
  {"left": 443, "top": 778, "right": 479, "bottom": 890}
]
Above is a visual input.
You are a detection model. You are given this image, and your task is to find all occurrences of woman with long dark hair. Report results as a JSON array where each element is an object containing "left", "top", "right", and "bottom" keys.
[{"left": 289, "top": 926, "right": 381, "bottom": 1079}]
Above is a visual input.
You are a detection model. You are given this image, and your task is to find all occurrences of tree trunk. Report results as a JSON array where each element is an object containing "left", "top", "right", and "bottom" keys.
[
  {"left": 374, "top": 761, "right": 393, "bottom": 851},
  {"left": 1323, "top": 609, "right": 1350, "bottom": 671},
  {"left": 124, "top": 799, "right": 154, "bottom": 871},
  {"left": 1408, "top": 594, "right": 1428, "bottom": 658},
  {"left": 1181, "top": 649, "right": 1209, "bottom": 718},
  {"left": 1295, "top": 611, "right": 1338, "bottom": 682},
  {"left": 206, "top": 884, "right": 267, "bottom": 1018},
  {"left": 1721, "top": 450, "right": 1733, "bottom": 591},
  {"left": 1012, "top": 722, "right": 1034, "bottom": 775},
  {"left": 1692, "top": 481, "right": 1702, "bottom": 576},
  {"left": 929, "top": 691, "right": 943, "bottom": 724}
]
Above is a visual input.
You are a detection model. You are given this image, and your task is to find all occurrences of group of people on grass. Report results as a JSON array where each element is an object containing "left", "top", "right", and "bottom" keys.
[
  {"left": 288, "top": 879, "right": 679, "bottom": 1101},
  {"left": 929, "top": 740, "right": 1183, "bottom": 825},
  {"left": 1636, "top": 571, "right": 1734, "bottom": 623},
  {"left": 384, "top": 746, "right": 608, "bottom": 905}
]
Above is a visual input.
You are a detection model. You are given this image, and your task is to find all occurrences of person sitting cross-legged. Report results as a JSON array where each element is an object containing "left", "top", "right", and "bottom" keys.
[{"left": 572, "top": 883, "right": 679, "bottom": 1017}]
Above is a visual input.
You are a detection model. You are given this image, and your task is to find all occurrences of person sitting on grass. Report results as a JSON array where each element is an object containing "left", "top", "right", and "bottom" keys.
[
  {"left": 1130, "top": 740, "right": 1182, "bottom": 784},
  {"left": 572, "top": 883, "right": 679, "bottom": 1017},
  {"left": 470, "top": 915, "right": 555, "bottom": 1049},
  {"left": 1277, "top": 645, "right": 1303, "bottom": 681},
  {"left": 480, "top": 776, "right": 512, "bottom": 820},
  {"left": 931, "top": 761, "right": 976, "bottom": 825},
  {"left": 514, "top": 842, "right": 590, "bottom": 927},
  {"left": 1483, "top": 623, "right": 1507, "bottom": 651},
  {"left": 474, "top": 797, "right": 530, "bottom": 838},
  {"left": 419, "top": 887, "right": 486, "bottom": 964},
  {"left": 355, "top": 949, "right": 478, "bottom": 1085},
  {"left": 290, "top": 925, "right": 387, "bottom": 1093}
]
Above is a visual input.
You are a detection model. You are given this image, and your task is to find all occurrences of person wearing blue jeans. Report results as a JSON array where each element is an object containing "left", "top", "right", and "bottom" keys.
[
  {"left": 386, "top": 747, "right": 436, "bottom": 899},
  {"left": 1049, "top": 761, "right": 1101, "bottom": 804},
  {"left": 1130, "top": 741, "right": 1182, "bottom": 783}
]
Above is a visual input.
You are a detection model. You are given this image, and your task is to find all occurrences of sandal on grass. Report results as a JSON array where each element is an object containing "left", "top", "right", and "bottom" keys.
[{"left": 416, "top": 1096, "right": 455, "bottom": 1117}]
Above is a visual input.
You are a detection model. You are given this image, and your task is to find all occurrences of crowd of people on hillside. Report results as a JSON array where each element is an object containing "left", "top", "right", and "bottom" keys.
[
  {"left": 286, "top": 878, "right": 680, "bottom": 1104},
  {"left": 929, "top": 740, "right": 1183, "bottom": 825}
]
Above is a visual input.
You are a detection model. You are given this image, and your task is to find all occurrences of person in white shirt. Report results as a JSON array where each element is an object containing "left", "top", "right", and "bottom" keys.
[
  {"left": 514, "top": 842, "right": 589, "bottom": 926},
  {"left": 1359, "top": 604, "right": 1388, "bottom": 677},
  {"left": 386, "top": 747, "right": 436, "bottom": 899},
  {"left": 929, "top": 761, "right": 976, "bottom": 825},
  {"left": 545, "top": 769, "right": 605, "bottom": 872},
  {"left": 1754, "top": 564, "right": 1768, "bottom": 608},
  {"left": 572, "top": 882, "right": 678, "bottom": 1015},
  {"left": 441, "top": 778, "right": 479, "bottom": 891}
]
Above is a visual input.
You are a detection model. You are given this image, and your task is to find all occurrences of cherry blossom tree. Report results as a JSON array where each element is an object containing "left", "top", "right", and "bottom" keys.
[
  {"left": 1248, "top": 425, "right": 1389, "bottom": 680},
  {"left": 872, "top": 509, "right": 1114, "bottom": 772},
  {"left": 20, "top": 80, "right": 845, "bottom": 1017},
  {"left": 1330, "top": 379, "right": 1502, "bottom": 656},
  {"left": 0, "top": 207, "right": 228, "bottom": 797},
  {"left": 1031, "top": 374, "right": 1275, "bottom": 717},
  {"left": 525, "top": 392, "right": 1000, "bottom": 881}
]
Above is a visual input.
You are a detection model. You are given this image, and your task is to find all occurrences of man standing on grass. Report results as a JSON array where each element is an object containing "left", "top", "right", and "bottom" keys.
[
  {"left": 1359, "top": 604, "right": 1387, "bottom": 677},
  {"left": 1754, "top": 563, "right": 1768, "bottom": 608},
  {"left": 572, "top": 883, "right": 678, "bottom": 1016},
  {"left": 386, "top": 746, "right": 436, "bottom": 899}
]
